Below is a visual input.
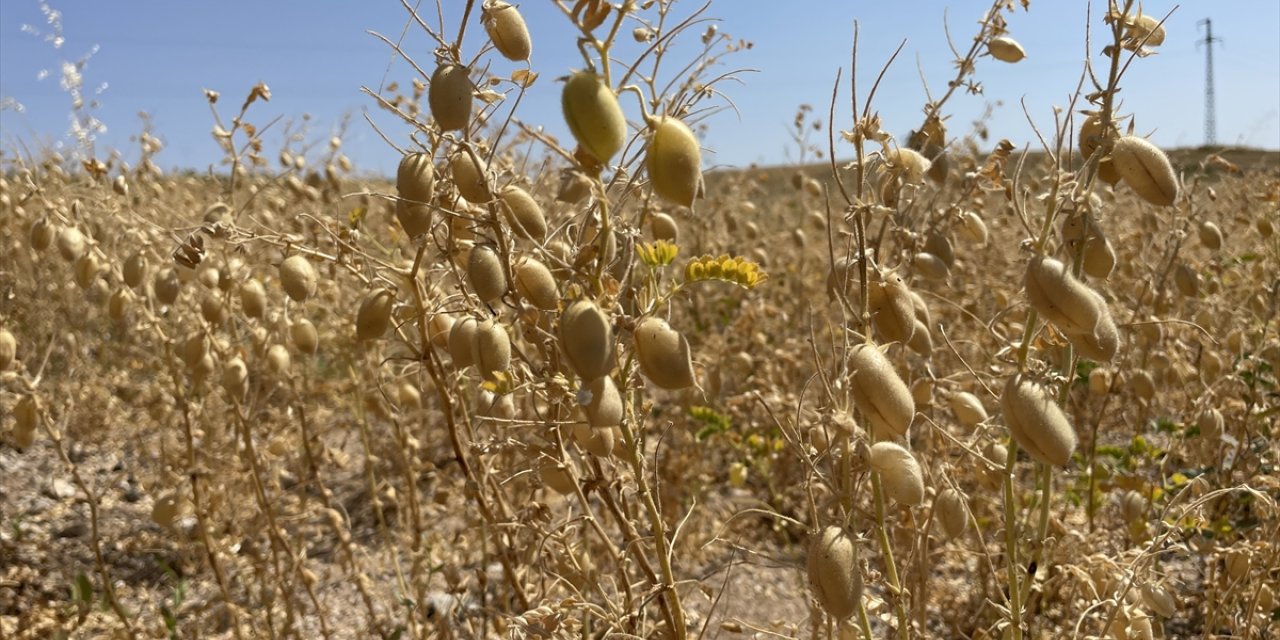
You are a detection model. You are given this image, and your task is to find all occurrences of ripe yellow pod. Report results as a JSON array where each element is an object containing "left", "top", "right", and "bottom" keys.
[
  {"left": 1089, "top": 367, "right": 1112, "bottom": 395},
  {"left": 562, "top": 71, "right": 626, "bottom": 164},
  {"left": 1196, "top": 407, "right": 1224, "bottom": 439},
  {"left": 73, "top": 252, "right": 99, "bottom": 289},
  {"left": 291, "top": 318, "right": 319, "bottom": 354},
  {"left": 912, "top": 252, "right": 949, "bottom": 281},
  {"left": 397, "top": 152, "right": 435, "bottom": 203},
  {"left": 57, "top": 227, "right": 87, "bottom": 262},
  {"left": 959, "top": 211, "right": 989, "bottom": 245},
  {"left": 154, "top": 268, "right": 181, "bottom": 306},
  {"left": 429, "top": 63, "right": 472, "bottom": 131},
  {"left": 848, "top": 343, "right": 915, "bottom": 439},
  {"left": 1128, "top": 370, "right": 1156, "bottom": 400},
  {"left": 279, "top": 255, "right": 318, "bottom": 303},
  {"left": 266, "top": 343, "right": 291, "bottom": 375},
  {"left": 428, "top": 312, "right": 455, "bottom": 349},
  {"left": 29, "top": 217, "right": 55, "bottom": 251},
  {"left": 1174, "top": 263, "right": 1199, "bottom": 298},
  {"left": 632, "top": 317, "right": 696, "bottom": 390},
  {"left": 0, "top": 329, "right": 15, "bottom": 371},
  {"left": 988, "top": 36, "right": 1026, "bottom": 62},
  {"left": 647, "top": 116, "right": 702, "bottom": 207},
  {"left": 869, "top": 441, "right": 925, "bottom": 506},
  {"left": 1141, "top": 584, "right": 1177, "bottom": 618},
  {"left": 806, "top": 526, "right": 862, "bottom": 620},
  {"left": 356, "top": 288, "right": 395, "bottom": 340},
  {"left": 467, "top": 245, "right": 507, "bottom": 303},
  {"left": 1001, "top": 374, "right": 1077, "bottom": 467},
  {"left": 449, "top": 317, "right": 479, "bottom": 368},
  {"left": 499, "top": 185, "right": 547, "bottom": 241},
  {"left": 906, "top": 319, "right": 933, "bottom": 356},
  {"left": 482, "top": 1, "right": 531, "bottom": 62},
  {"left": 1119, "top": 489, "right": 1145, "bottom": 523},
  {"left": 1079, "top": 113, "right": 1121, "bottom": 184},
  {"left": 934, "top": 488, "right": 968, "bottom": 539},
  {"left": 122, "top": 251, "right": 148, "bottom": 289},
  {"left": 239, "top": 279, "right": 267, "bottom": 319},
  {"left": 883, "top": 147, "right": 931, "bottom": 183},
  {"left": 223, "top": 357, "right": 249, "bottom": 399},
  {"left": 1070, "top": 303, "right": 1120, "bottom": 362},
  {"left": 514, "top": 257, "right": 559, "bottom": 311},
  {"left": 470, "top": 319, "right": 511, "bottom": 381},
  {"left": 451, "top": 150, "right": 492, "bottom": 203},
  {"left": 947, "top": 391, "right": 988, "bottom": 429},
  {"left": 539, "top": 461, "right": 576, "bottom": 495},
  {"left": 575, "top": 423, "right": 617, "bottom": 457},
  {"left": 200, "top": 294, "right": 227, "bottom": 326},
  {"left": 650, "top": 212, "right": 679, "bottom": 242},
  {"left": 868, "top": 274, "right": 916, "bottom": 344},
  {"left": 14, "top": 395, "right": 40, "bottom": 448},
  {"left": 1197, "top": 220, "right": 1223, "bottom": 250},
  {"left": 559, "top": 299, "right": 613, "bottom": 380},
  {"left": 581, "top": 375, "right": 622, "bottom": 428},
  {"left": 1025, "top": 255, "right": 1104, "bottom": 336},
  {"left": 395, "top": 201, "right": 433, "bottom": 239},
  {"left": 1111, "top": 136, "right": 1179, "bottom": 206}
]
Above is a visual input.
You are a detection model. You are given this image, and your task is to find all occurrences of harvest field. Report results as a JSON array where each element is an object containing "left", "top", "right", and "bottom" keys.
[{"left": 2, "top": 0, "right": 1279, "bottom": 638}]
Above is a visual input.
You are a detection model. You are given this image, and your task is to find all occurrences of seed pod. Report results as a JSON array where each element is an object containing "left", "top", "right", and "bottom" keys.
[
  {"left": 395, "top": 201, "right": 434, "bottom": 239},
  {"left": 470, "top": 319, "right": 511, "bottom": 381},
  {"left": 1111, "top": 136, "right": 1179, "bottom": 206},
  {"left": 14, "top": 395, "right": 39, "bottom": 448},
  {"left": 980, "top": 442, "right": 1009, "bottom": 489},
  {"left": 0, "top": 329, "right": 14, "bottom": 371},
  {"left": 1062, "top": 211, "right": 1116, "bottom": 279},
  {"left": 1173, "top": 263, "right": 1199, "bottom": 298},
  {"left": 556, "top": 169, "right": 594, "bottom": 204},
  {"left": 906, "top": 319, "right": 933, "bottom": 356},
  {"left": 646, "top": 116, "right": 702, "bottom": 208},
  {"left": 1258, "top": 217, "right": 1275, "bottom": 238},
  {"left": 1141, "top": 584, "right": 1177, "bottom": 618},
  {"left": 1128, "top": 370, "right": 1156, "bottom": 401},
  {"left": 451, "top": 150, "right": 492, "bottom": 203},
  {"left": 236, "top": 279, "right": 266, "bottom": 319},
  {"left": 356, "top": 288, "right": 395, "bottom": 340},
  {"left": 499, "top": 185, "right": 547, "bottom": 241},
  {"left": 869, "top": 441, "right": 925, "bottom": 506},
  {"left": 30, "top": 217, "right": 56, "bottom": 251},
  {"left": 911, "top": 378, "right": 934, "bottom": 407},
  {"left": 428, "top": 313, "right": 454, "bottom": 349},
  {"left": 1070, "top": 303, "right": 1120, "bottom": 362},
  {"left": 1126, "top": 13, "right": 1167, "bottom": 46},
  {"left": 959, "top": 211, "right": 989, "bottom": 245},
  {"left": 883, "top": 147, "right": 931, "bottom": 183},
  {"left": 73, "top": 252, "right": 99, "bottom": 289},
  {"left": 449, "top": 317, "right": 479, "bottom": 368},
  {"left": 266, "top": 344, "right": 291, "bottom": 375},
  {"left": 1196, "top": 407, "right": 1223, "bottom": 439},
  {"left": 397, "top": 152, "right": 435, "bottom": 203},
  {"left": 988, "top": 36, "right": 1026, "bottom": 62},
  {"left": 539, "top": 460, "right": 576, "bottom": 495},
  {"left": 1197, "top": 220, "right": 1222, "bottom": 250},
  {"left": 467, "top": 245, "right": 507, "bottom": 303},
  {"left": 57, "top": 227, "right": 87, "bottom": 262},
  {"left": 650, "top": 212, "right": 679, "bottom": 242},
  {"left": 1025, "top": 255, "right": 1104, "bottom": 336},
  {"left": 580, "top": 375, "right": 622, "bottom": 427},
  {"left": 912, "top": 252, "right": 949, "bottom": 281},
  {"left": 633, "top": 317, "right": 696, "bottom": 390},
  {"left": 947, "top": 391, "right": 988, "bottom": 428},
  {"left": 291, "top": 318, "right": 319, "bottom": 354},
  {"left": 806, "top": 526, "right": 862, "bottom": 621},
  {"left": 279, "top": 255, "right": 317, "bottom": 303},
  {"left": 200, "top": 294, "right": 227, "bottom": 326},
  {"left": 122, "top": 252, "right": 148, "bottom": 289},
  {"left": 868, "top": 273, "right": 916, "bottom": 344},
  {"left": 429, "top": 64, "right": 472, "bottom": 131},
  {"left": 482, "top": 1, "right": 531, "bottom": 61},
  {"left": 562, "top": 71, "right": 626, "bottom": 164},
  {"left": 559, "top": 299, "right": 613, "bottom": 379},
  {"left": 934, "top": 488, "right": 968, "bottom": 539},
  {"left": 154, "top": 268, "right": 181, "bottom": 305},
  {"left": 1119, "top": 489, "right": 1145, "bottom": 523},
  {"left": 573, "top": 422, "right": 616, "bottom": 457},
  {"left": 150, "top": 492, "right": 180, "bottom": 528},
  {"left": 924, "top": 232, "right": 955, "bottom": 269},
  {"left": 1225, "top": 549, "right": 1251, "bottom": 580},
  {"left": 1001, "top": 374, "right": 1077, "bottom": 467},
  {"left": 1079, "top": 113, "right": 1122, "bottom": 184},
  {"left": 1089, "top": 367, "right": 1112, "bottom": 395},
  {"left": 848, "top": 343, "right": 915, "bottom": 439},
  {"left": 223, "top": 357, "right": 249, "bottom": 399},
  {"left": 514, "top": 257, "right": 559, "bottom": 311}
]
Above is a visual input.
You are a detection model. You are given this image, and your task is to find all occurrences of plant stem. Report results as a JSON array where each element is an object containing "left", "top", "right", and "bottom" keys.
[{"left": 871, "top": 473, "right": 910, "bottom": 640}]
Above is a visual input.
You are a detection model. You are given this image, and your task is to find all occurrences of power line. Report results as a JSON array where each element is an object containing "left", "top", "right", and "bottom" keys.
[{"left": 1197, "top": 18, "right": 1222, "bottom": 146}]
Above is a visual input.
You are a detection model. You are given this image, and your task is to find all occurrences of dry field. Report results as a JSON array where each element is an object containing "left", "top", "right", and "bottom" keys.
[{"left": 1, "top": 1, "right": 1278, "bottom": 639}]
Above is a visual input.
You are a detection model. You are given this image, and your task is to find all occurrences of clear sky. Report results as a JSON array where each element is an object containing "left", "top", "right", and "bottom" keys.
[{"left": 2, "top": 1, "right": 1277, "bottom": 177}]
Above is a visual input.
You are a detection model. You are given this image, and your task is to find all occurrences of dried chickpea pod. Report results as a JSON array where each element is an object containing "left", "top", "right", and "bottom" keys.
[
  {"left": 154, "top": 268, "right": 181, "bottom": 306},
  {"left": 947, "top": 390, "right": 988, "bottom": 429},
  {"left": 988, "top": 35, "right": 1026, "bottom": 62},
  {"left": 960, "top": 211, "right": 989, "bottom": 245},
  {"left": 883, "top": 147, "right": 932, "bottom": 184},
  {"left": 291, "top": 318, "right": 319, "bottom": 354},
  {"left": 1070, "top": 302, "right": 1120, "bottom": 362},
  {"left": 1141, "top": 584, "right": 1177, "bottom": 618},
  {"left": 650, "top": 212, "right": 679, "bottom": 242},
  {"left": 906, "top": 319, "right": 933, "bottom": 356},
  {"left": 573, "top": 423, "right": 616, "bottom": 457},
  {"left": 397, "top": 152, "right": 435, "bottom": 203},
  {"left": 73, "top": 252, "right": 99, "bottom": 289},
  {"left": 868, "top": 273, "right": 917, "bottom": 344},
  {"left": 0, "top": 329, "right": 14, "bottom": 371},
  {"left": 29, "top": 217, "right": 55, "bottom": 251},
  {"left": 122, "top": 251, "right": 148, "bottom": 289},
  {"left": 540, "top": 461, "right": 576, "bottom": 495},
  {"left": 476, "top": 389, "right": 515, "bottom": 421},
  {"left": 449, "top": 317, "right": 479, "bottom": 369},
  {"left": 562, "top": 71, "right": 626, "bottom": 164},
  {"left": 266, "top": 344, "right": 291, "bottom": 375},
  {"left": 471, "top": 319, "right": 511, "bottom": 381},
  {"left": 646, "top": 116, "right": 703, "bottom": 208},
  {"left": 1025, "top": 255, "right": 1105, "bottom": 336},
  {"left": 806, "top": 526, "right": 862, "bottom": 620},
  {"left": 429, "top": 63, "right": 472, "bottom": 131},
  {"left": 633, "top": 317, "right": 696, "bottom": 390},
  {"left": 1128, "top": 370, "right": 1156, "bottom": 400},
  {"left": 1197, "top": 220, "right": 1223, "bottom": 250},
  {"left": 1119, "top": 489, "right": 1146, "bottom": 523},
  {"left": 580, "top": 375, "right": 622, "bottom": 428},
  {"left": 1062, "top": 211, "right": 1116, "bottom": 279},
  {"left": 451, "top": 150, "right": 493, "bottom": 203},
  {"left": 848, "top": 342, "right": 915, "bottom": 439},
  {"left": 467, "top": 245, "right": 507, "bottom": 304},
  {"left": 57, "top": 227, "right": 87, "bottom": 262},
  {"left": 1001, "top": 374, "right": 1077, "bottom": 467},
  {"left": 498, "top": 185, "right": 547, "bottom": 241},
  {"left": 514, "top": 257, "right": 559, "bottom": 311},
  {"left": 1173, "top": 263, "right": 1199, "bottom": 298},
  {"left": 1079, "top": 113, "right": 1122, "bottom": 184},
  {"left": 279, "top": 255, "right": 317, "bottom": 303},
  {"left": 150, "top": 492, "right": 181, "bottom": 529},
  {"left": 482, "top": 1, "right": 531, "bottom": 62},
  {"left": 239, "top": 279, "right": 267, "bottom": 319},
  {"left": 14, "top": 395, "right": 39, "bottom": 448},
  {"left": 1111, "top": 136, "right": 1180, "bottom": 206},
  {"left": 912, "top": 252, "right": 949, "bottom": 281},
  {"left": 222, "top": 357, "right": 249, "bottom": 399},
  {"left": 934, "top": 488, "right": 968, "bottom": 539},
  {"left": 910, "top": 378, "right": 934, "bottom": 407},
  {"left": 869, "top": 441, "right": 925, "bottom": 506},
  {"left": 356, "top": 288, "right": 395, "bottom": 341},
  {"left": 200, "top": 294, "right": 227, "bottom": 326},
  {"left": 559, "top": 299, "right": 613, "bottom": 380},
  {"left": 395, "top": 201, "right": 433, "bottom": 239}
]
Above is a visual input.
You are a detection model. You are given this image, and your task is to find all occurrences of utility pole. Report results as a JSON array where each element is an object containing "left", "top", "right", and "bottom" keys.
[{"left": 1197, "top": 18, "right": 1222, "bottom": 147}]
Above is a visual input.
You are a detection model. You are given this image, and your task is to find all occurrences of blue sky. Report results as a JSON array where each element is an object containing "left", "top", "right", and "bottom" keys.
[{"left": 2, "top": 1, "right": 1277, "bottom": 176}]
